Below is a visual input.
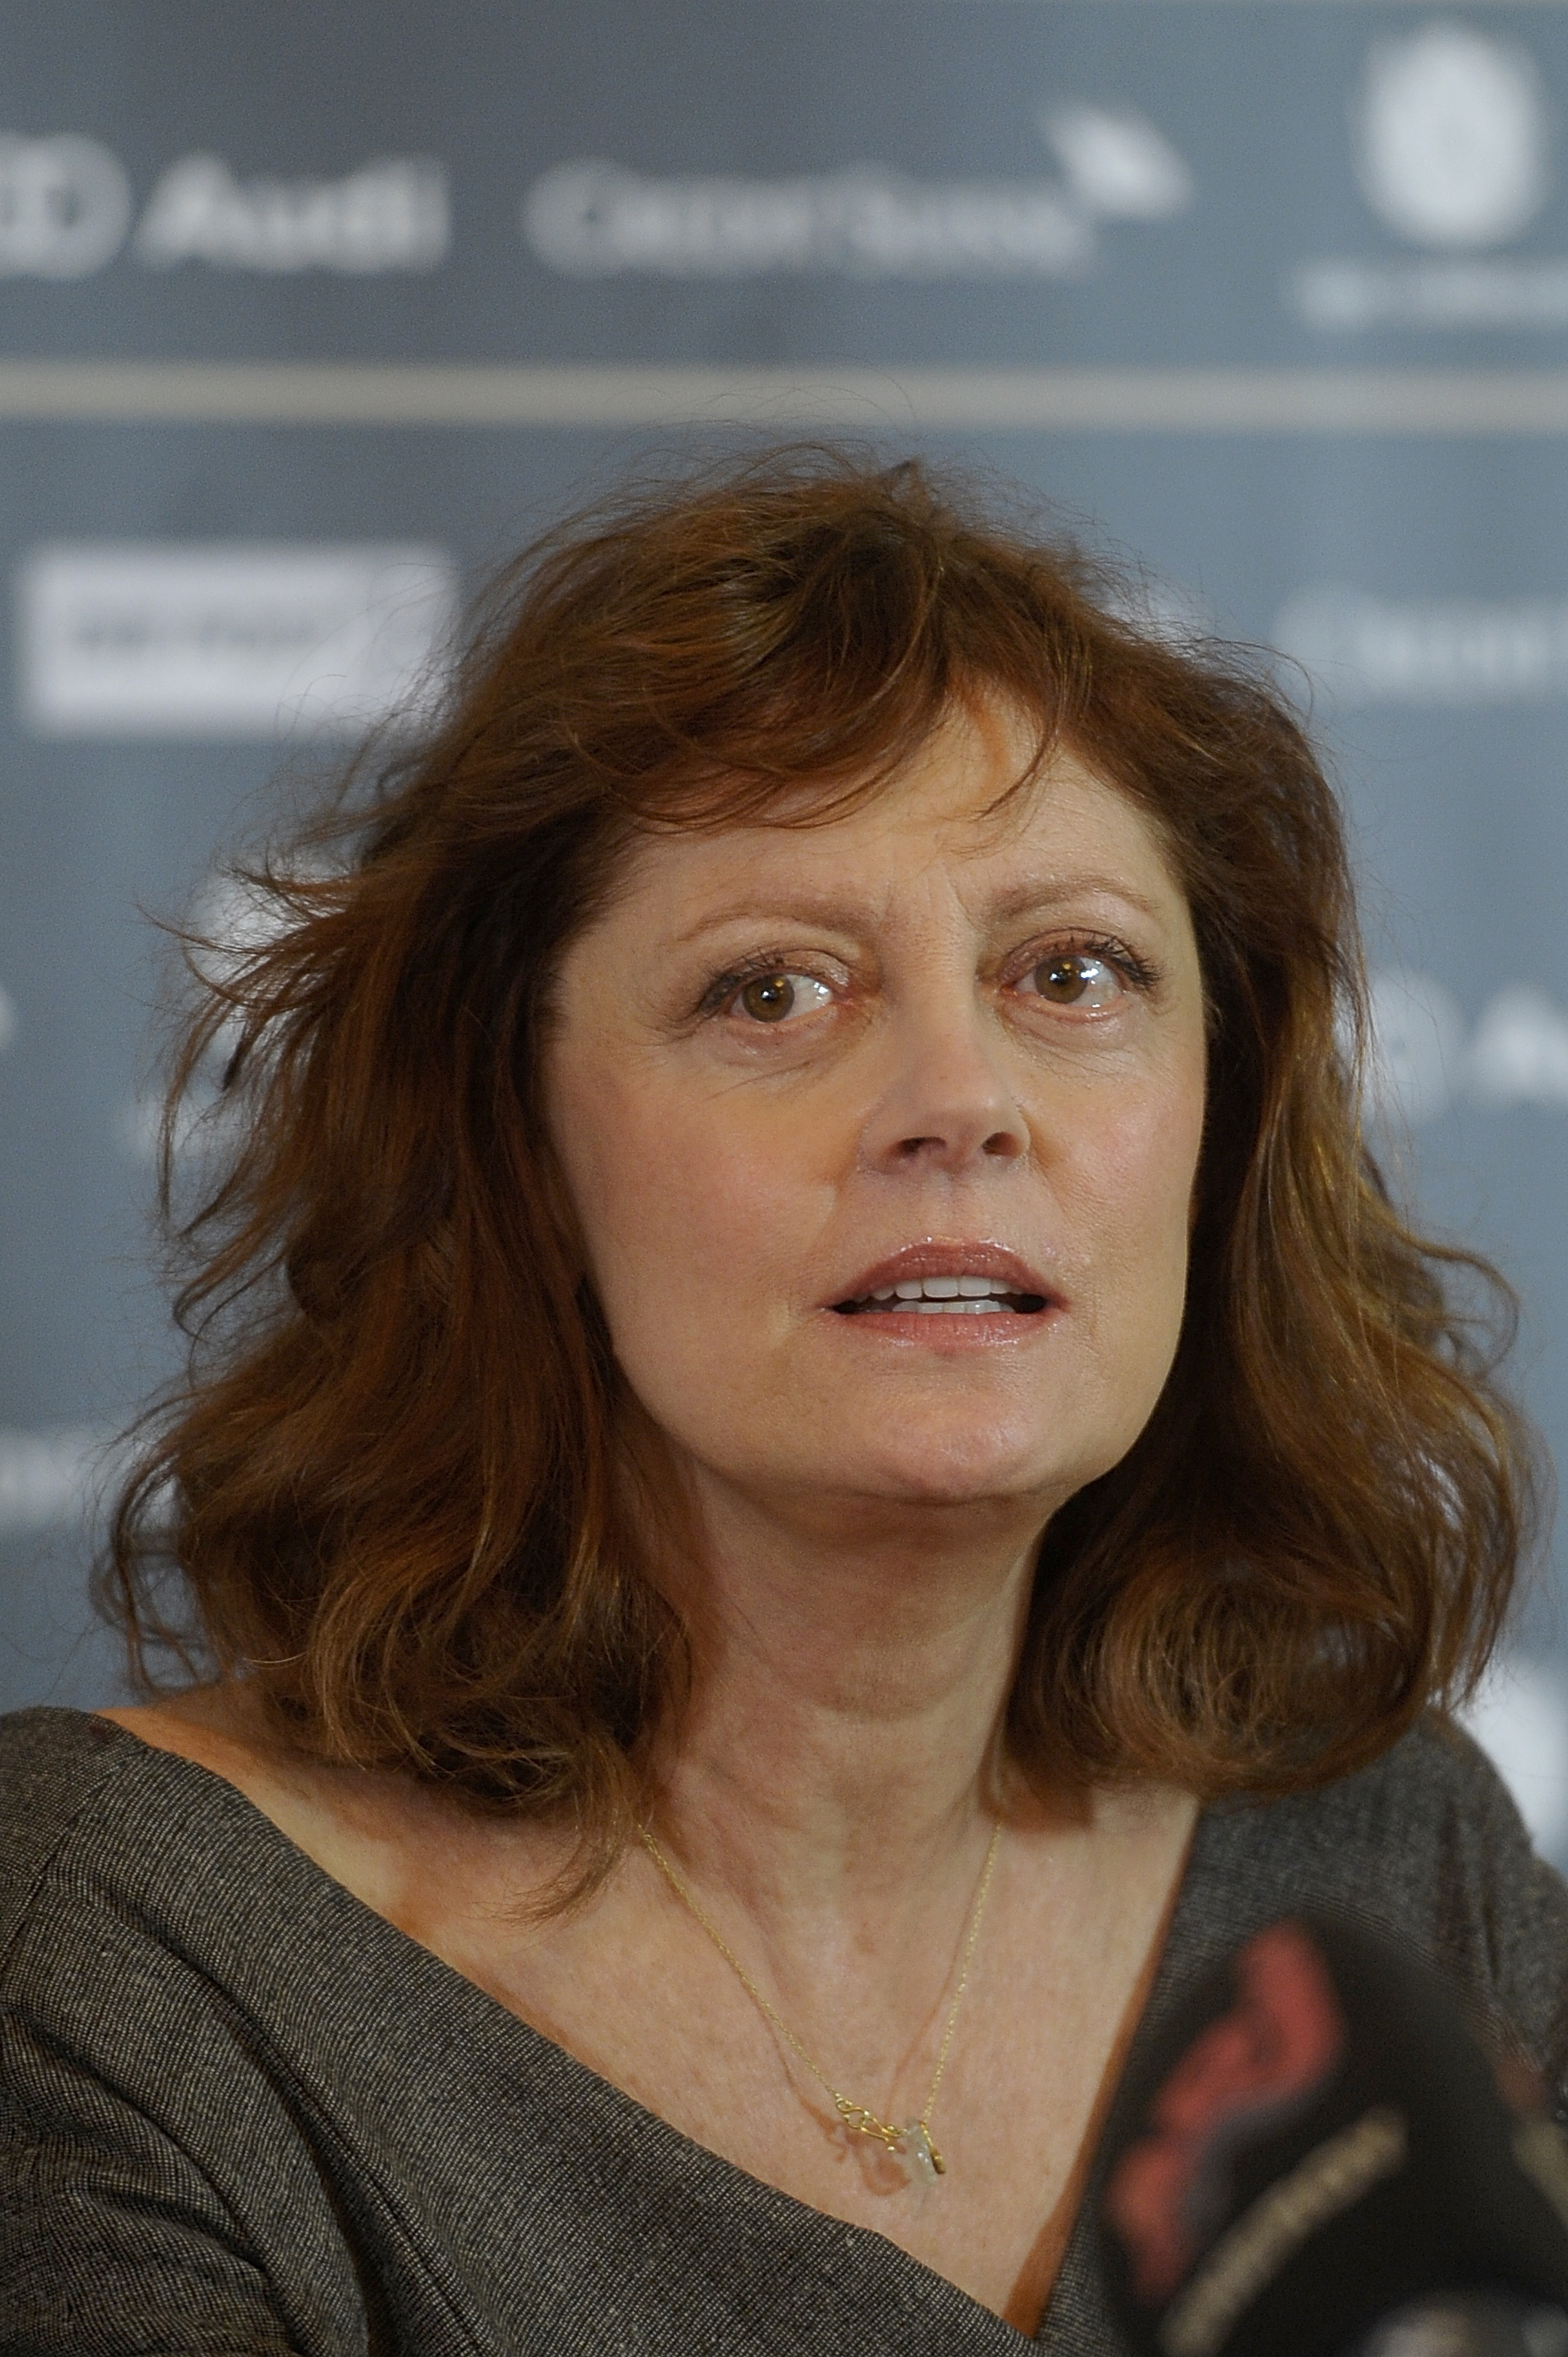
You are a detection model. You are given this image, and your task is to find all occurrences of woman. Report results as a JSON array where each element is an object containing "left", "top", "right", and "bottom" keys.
[{"left": 0, "top": 450, "right": 1562, "bottom": 2355}]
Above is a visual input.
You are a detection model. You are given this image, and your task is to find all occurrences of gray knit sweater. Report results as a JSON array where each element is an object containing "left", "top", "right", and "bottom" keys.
[{"left": 0, "top": 1707, "right": 1565, "bottom": 2355}]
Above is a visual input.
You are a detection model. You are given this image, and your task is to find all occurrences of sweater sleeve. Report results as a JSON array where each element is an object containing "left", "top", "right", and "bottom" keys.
[
  {"left": 1162, "top": 1713, "right": 1568, "bottom": 2120},
  {"left": 0, "top": 1725, "right": 370, "bottom": 2357},
  {"left": 1425, "top": 1717, "right": 1568, "bottom": 2116},
  {"left": 0, "top": 2034, "right": 303, "bottom": 2357}
]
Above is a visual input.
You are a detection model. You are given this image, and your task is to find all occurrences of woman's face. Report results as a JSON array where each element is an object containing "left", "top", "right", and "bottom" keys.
[{"left": 544, "top": 703, "right": 1207, "bottom": 1534}]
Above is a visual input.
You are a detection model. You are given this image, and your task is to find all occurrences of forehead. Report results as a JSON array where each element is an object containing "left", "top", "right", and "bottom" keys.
[{"left": 607, "top": 704, "right": 1186, "bottom": 926}]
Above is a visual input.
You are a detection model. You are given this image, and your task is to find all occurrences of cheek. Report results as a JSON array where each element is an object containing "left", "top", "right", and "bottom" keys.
[
  {"left": 548, "top": 1053, "right": 815, "bottom": 1342},
  {"left": 1067, "top": 1064, "right": 1205, "bottom": 1299}
]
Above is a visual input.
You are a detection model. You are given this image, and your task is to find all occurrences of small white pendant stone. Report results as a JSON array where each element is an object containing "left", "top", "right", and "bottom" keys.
[{"left": 902, "top": 2120, "right": 941, "bottom": 2186}]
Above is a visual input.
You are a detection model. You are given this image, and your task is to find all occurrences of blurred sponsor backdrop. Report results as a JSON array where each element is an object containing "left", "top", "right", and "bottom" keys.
[{"left": 5, "top": 0, "right": 1568, "bottom": 1858}]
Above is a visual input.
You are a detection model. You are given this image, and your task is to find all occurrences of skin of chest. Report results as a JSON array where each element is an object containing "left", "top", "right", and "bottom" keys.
[{"left": 103, "top": 1692, "right": 1196, "bottom": 2331}]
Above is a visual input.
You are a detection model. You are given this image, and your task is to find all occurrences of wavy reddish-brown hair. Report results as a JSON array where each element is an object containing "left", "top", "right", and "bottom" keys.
[{"left": 103, "top": 447, "right": 1539, "bottom": 1870}]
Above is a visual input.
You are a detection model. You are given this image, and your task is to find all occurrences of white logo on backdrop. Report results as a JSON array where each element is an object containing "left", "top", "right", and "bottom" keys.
[
  {"left": 1276, "top": 585, "right": 1568, "bottom": 705},
  {"left": 0, "top": 1427, "right": 105, "bottom": 1536},
  {"left": 1366, "top": 970, "right": 1568, "bottom": 1122},
  {"left": 15, "top": 544, "right": 457, "bottom": 741},
  {"left": 523, "top": 101, "right": 1191, "bottom": 279},
  {"left": 1356, "top": 23, "right": 1551, "bottom": 249},
  {"left": 1040, "top": 104, "right": 1193, "bottom": 223},
  {"left": 135, "top": 155, "right": 448, "bottom": 273},
  {"left": 0, "top": 139, "right": 446, "bottom": 277},
  {"left": 1292, "top": 22, "right": 1568, "bottom": 330},
  {"left": 0, "top": 134, "right": 132, "bottom": 277}
]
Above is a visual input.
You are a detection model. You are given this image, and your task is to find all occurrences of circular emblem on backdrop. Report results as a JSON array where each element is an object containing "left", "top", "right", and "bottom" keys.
[
  {"left": 0, "top": 135, "right": 131, "bottom": 277},
  {"left": 1353, "top": 23, "right": 1553, "bottom": 250}
]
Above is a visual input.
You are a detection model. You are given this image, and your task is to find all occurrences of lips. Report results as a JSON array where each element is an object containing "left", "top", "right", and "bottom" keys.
[{"left": 828, "top": 1244, "right": 1057, "bottom": 1319}]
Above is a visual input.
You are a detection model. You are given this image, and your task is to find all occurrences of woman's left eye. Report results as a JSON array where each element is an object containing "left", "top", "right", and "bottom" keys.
[
  {"left": 1014, "top": 952, "right": 1125, "bottom": 1012},
  {"left": 729, "top": 971, "right": 835, "bottom": 1024}
]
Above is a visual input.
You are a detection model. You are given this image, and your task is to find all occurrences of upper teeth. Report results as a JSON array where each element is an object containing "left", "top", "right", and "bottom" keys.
[{"left": 877, "top": 1276, "right": 1010, "bottom": 1299}]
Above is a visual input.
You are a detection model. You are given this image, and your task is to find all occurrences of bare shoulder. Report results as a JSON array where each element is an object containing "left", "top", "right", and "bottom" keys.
[
  {"left": 98, "top": 1690, "right": 276, "bottom": 1790},
  {"left": 98, "top": 1697, "right": 483, "bottom": 1932}
]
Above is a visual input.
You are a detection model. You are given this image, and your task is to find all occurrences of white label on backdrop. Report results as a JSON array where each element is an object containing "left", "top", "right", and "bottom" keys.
[
  {"left": 0, "top": 1428, "right": 105, "bottom": 1536},
  {"left": 15, "top": 544, "right": 457, "bottom": 740},
  {"left": 1274, "top": 586, "right": 1568, "bottom": 705},
  {"left": 1363, "top": 971, "right": 1568, "bottom": 1123}
]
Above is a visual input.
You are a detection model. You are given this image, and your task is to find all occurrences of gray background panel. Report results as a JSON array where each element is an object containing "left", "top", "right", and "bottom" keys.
[{"left": 4, "top": 0, "right": 1567, "bottom": 1848}]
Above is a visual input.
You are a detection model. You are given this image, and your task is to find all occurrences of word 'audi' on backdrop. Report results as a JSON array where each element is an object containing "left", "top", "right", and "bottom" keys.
[{"left": 0, "top": 139, "right": 447, "bottom": 275}]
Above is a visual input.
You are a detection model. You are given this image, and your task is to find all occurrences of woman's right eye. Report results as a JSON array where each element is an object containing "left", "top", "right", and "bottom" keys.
[{"left": 729, "top": 972, "right": 834, "bottom": 1025}]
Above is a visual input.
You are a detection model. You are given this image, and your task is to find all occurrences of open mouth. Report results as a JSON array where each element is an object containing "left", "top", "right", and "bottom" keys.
[{"left": 831, "top": 1275, "right": 1049, "bottom": 1317}]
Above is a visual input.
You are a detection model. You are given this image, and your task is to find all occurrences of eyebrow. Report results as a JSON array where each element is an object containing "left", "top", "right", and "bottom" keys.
[
  {"left": 669, "top": 871, "right": 1169, "bottom": 946},
  {"left": 984, "top": 873, "right": 1167, "bottom": 927}
]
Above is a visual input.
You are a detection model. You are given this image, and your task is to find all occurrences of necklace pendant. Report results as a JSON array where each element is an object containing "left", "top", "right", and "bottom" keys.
[
  {"left": 901, "top": 2119, "right": 945, "bottom": 2185},
  {"left": 836, "top": 2100, "right": 904, "bottom": 2153}
]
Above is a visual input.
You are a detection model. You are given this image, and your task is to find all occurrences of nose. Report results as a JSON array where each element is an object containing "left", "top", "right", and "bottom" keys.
[{"left": 859, "top": 998, "right": 1030, "bottom": 1177}]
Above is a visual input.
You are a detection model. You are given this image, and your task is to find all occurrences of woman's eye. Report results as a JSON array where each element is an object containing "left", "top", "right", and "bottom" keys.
[
  {"left": 732, "top": 971, "right": 834, "bottom": 1024},
  {"left": 1017, "top": 952, "right": 1123, "bottom": 1011}
]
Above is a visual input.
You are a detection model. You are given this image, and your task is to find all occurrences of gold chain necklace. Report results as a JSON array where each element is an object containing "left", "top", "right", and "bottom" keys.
[{"left": 637, "top": 1818, "right": 1003, "bottom": 2185}]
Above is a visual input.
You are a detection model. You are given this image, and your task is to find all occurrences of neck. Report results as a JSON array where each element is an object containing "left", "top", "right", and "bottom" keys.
[{"left": 653, "top": 1473, "right": 1054, "bottom": 1929}]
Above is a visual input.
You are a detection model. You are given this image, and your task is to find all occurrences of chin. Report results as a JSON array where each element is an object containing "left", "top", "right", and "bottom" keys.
[{"left": 838, "top": 1421, "right": 1090, "bottom": 1513}]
